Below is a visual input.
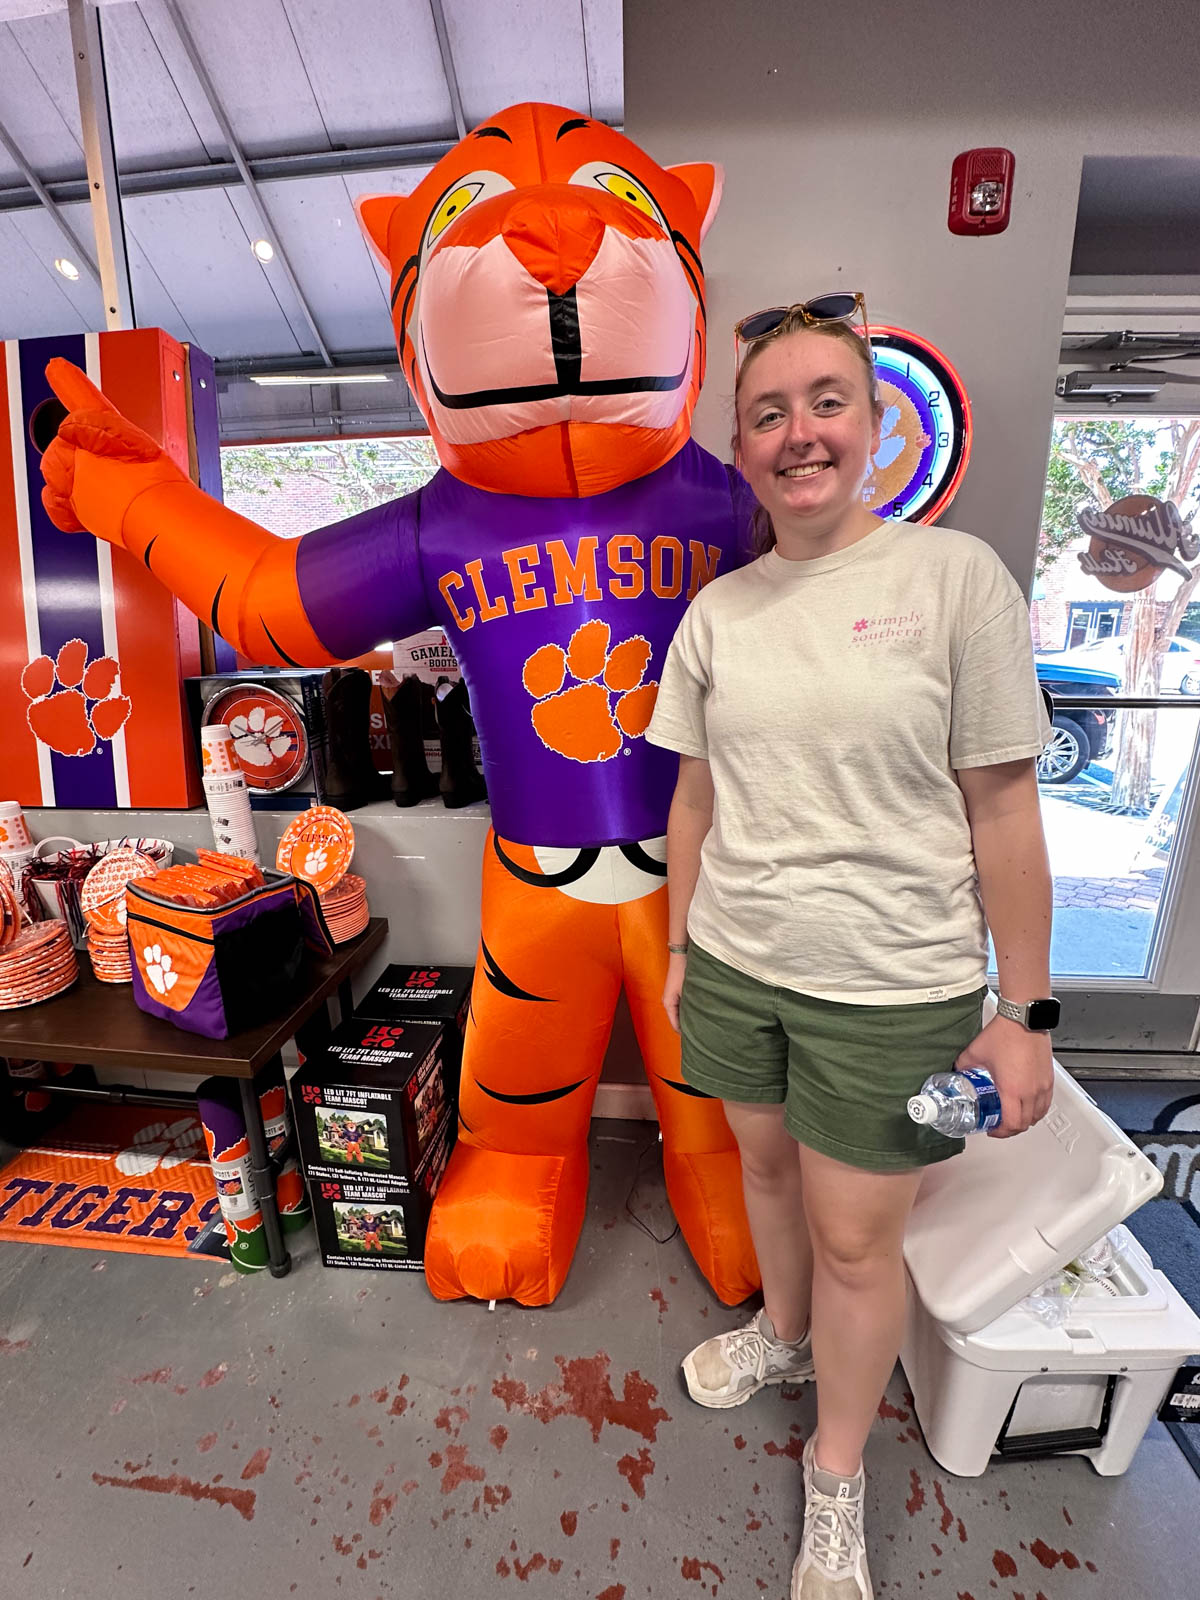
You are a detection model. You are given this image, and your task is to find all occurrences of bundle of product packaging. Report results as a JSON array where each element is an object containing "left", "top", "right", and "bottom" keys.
[
  {"left": 900, "top": 997, "right": 1200, "bottom": 1477},
  {"left": 289, "top": 964, "right": 472, "bottom": 1272}
]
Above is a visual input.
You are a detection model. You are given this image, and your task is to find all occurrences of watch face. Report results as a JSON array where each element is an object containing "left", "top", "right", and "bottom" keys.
[
  {"left": 864, "top": 327, "right": 972, "bottom": 524},
  {"left": 1026, "top": 998, "right": 1061, "bottom": 1031}
]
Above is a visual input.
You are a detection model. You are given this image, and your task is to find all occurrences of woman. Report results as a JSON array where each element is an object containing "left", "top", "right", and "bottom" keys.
[{"left": 645, "top": 298, "right": 1056, "bottom": 1600}]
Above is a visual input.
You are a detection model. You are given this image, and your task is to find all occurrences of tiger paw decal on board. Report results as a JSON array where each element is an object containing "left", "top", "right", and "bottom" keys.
[
  {"left": 523, "top": 619, "right": 658, "bottom": 763},
  {"left": 21, "top": 639, "right": 131, "bottom": 757}
]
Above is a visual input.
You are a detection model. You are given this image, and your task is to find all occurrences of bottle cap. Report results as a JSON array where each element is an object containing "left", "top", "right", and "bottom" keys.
[{"left": 907, "top": 1093, "right": 937, "bottom": 1124}]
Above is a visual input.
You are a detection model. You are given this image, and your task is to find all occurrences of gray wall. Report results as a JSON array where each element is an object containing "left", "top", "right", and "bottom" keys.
[{"left": 623, "top": 0, "right": 1200, "bottom": 595}]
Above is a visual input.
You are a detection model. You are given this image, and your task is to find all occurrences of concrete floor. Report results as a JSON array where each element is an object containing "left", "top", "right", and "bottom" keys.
[{"left": 1, "top": 1122, "right": 1197, "bottom": 1600}]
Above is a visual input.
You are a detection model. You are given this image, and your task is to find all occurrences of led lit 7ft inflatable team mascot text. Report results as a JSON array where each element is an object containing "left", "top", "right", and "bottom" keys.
[{"left": 39, "top": 103, "right": 760, "bottom": 1307}]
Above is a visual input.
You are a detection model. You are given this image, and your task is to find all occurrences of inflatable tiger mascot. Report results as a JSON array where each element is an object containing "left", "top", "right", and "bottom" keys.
[{"left": 39, "top": 102, "right": 760, "bottom": 1307}]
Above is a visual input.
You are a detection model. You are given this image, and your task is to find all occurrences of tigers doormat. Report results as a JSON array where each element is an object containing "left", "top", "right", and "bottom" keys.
[{"left": 0, "top": 1104, "right": 223, "bottom": 1259}]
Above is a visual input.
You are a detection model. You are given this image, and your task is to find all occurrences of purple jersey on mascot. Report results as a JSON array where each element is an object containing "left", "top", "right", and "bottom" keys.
[{"left": 299, "top": 440, "right": 755, "bottom": 846}]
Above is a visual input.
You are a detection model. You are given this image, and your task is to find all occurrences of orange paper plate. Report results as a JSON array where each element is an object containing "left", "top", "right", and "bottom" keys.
[{"left": 276, "top": 807, "right": 355, "bottom": 893}]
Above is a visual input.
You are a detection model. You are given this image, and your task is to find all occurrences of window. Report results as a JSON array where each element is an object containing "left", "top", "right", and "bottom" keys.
[{"left": 1031, "top": 417, "right": 1200, "bottom": 982}]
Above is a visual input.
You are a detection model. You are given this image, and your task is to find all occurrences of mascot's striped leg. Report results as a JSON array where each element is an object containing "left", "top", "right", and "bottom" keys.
[
  {"left": 424, "top": 832, "right": 760, "bottom": 1307},
  {"left": 619, "top": 882, "right": 761, "bottom": 1306},
  {"left": 424, "top": 833, "right": 621, "bottom": 1306}
]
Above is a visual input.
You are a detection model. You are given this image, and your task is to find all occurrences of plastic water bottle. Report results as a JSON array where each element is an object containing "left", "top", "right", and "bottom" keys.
[{"left": 907, "top": 1067, "right": 1002, "bottom": 1136}]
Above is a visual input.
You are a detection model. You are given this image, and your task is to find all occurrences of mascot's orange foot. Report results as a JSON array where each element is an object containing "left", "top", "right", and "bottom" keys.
[
  {"left": 423, "top": 1143, "right": 590, "bottom": 1307},
  {"left": 662, "top": 1146, "right": 761, "bottom": 1306}
]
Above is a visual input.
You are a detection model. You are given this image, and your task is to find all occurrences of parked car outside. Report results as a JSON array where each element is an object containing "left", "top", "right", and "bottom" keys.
[
  {"left": 1034, "top": 657, "right": 1120, "bottom": 784},
  {"left": 1052, "top": 634, "right": 1200, "bottom": 696}
]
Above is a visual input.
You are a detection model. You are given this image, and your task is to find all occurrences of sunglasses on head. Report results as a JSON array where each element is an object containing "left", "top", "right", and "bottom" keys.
[{"left": 734, "top": 293, "right": 868, "bottom": 345}]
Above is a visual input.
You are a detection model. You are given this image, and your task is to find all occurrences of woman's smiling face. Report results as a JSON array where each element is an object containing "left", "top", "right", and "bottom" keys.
[{"left": 736, "top": 328, "right": 881, "bottom": 536}]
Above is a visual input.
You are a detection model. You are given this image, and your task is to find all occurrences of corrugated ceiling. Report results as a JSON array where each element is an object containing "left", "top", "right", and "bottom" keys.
[{"left": 0, "top": 0, "right": 622, "bottom": 436}]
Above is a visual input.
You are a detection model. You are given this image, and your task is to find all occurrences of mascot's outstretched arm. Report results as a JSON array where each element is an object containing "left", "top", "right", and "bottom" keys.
[{"left": 39, "top": 358, "right": 422, "bottom": 665}]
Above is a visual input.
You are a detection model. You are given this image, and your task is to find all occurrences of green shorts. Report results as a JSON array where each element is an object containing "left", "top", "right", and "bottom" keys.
[{"left": 679, "top": 942, "right": 986, "bottom": 1172}]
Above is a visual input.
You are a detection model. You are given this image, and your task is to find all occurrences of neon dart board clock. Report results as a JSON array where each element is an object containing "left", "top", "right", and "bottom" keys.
[{"left": 864, "top": 326, "right": 972, "bottom": 524}]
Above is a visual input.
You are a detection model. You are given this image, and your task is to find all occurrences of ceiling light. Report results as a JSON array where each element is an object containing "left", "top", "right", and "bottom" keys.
[
  {"left": 249, "top": 372, "right": 391, "bottom": 386},
  {"left": 251, "top": 238, "right": 275, "bottom": 263},
  {"left": 54, "top": 257, "right": 80, "bottom": 281}
]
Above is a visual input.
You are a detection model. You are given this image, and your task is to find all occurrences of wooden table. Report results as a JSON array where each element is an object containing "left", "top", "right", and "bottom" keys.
[{"left": 0, "top": 918, "right": 387, "bottom": 1277}]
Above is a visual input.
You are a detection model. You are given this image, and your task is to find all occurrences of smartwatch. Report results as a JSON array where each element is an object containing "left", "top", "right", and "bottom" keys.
[{"left": 996, "top": 995, "right": 1060, "bottom": 1032}]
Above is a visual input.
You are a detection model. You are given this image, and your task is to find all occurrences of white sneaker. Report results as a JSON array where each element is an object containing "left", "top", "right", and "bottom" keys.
[
  {"left": 681, "top": 1308, "right": 814, "bottom": 1409},
  {"left": 792, "top": 1434, "right": 872, "bottom": 1599}
]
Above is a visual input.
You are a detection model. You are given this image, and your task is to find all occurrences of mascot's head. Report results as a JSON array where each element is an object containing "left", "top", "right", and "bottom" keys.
[{"left": 356, "top": 102, "right": 720, "bottom": 498}]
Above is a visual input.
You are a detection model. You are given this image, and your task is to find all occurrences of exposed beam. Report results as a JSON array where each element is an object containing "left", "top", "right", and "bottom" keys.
[
  {"left": 428, "top": 0, "right": 467, "bottom": 140},
  {"left": 158, "top": 0, "right": 333, "bottom": 365},
  {"left": 0, "top": 112, "right": 101, "bottom": 286},
  {"left": 66, "top": 0, "right": 133, "bottom": 327},
  {"left": 213, "top": 348, "right": 401, "bottom": 379}
]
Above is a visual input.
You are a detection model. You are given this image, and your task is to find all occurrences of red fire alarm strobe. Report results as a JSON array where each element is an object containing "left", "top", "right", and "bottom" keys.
[{"left": 949, "top": 148, "right": 1015, "bottom": 236}]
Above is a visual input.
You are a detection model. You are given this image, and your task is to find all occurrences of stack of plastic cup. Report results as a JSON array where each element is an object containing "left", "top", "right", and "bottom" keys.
[
  {"left": 0, "top": 802, "right": 37, "bottom": 918},
  {"left": 199, "top": 725, "right": 261, "bottom": 867}
]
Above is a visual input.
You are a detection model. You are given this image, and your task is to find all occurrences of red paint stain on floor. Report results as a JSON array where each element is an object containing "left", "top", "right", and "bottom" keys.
[
  {"left": 681, "top": 1555, "right": 725, "bottom": 1589},
  {"left": 992, "top": 1551, "right": 1018, "bottom": 1578},
  {"left": 370, "top": 1387, "right": 388, "bottom": 1404},
  {"left": 490, "top": 1425, "right": 508, "bottom": 1453},
  {"left": 649, "top": 1288, "right": 668, "bottom": 1323},
  {"left": 0, "top": 1338, "right": 31, "bottom": 1353},
  {"left": 436, "top": 1443, "right": 486, "bottom": 1495},
  {"left": 435, "top": 1404, "right": 470, "bottom": 1438},
  {"left": 1062, "top": 1507, "right": 1073, "bottom": 1526},
  {"left": 197, "top": 1434, "right": 218, "bottom": 1453},
  {"left": 1085, "top": 1561, "right": 1099, "bottom": 1574},
  {"left": 401, "top": 1480, "right": 419, "bottom": 1495},
  {"left": 130, "top": 1368, "right": 172, "bottom": 1385},
  {"left": 763, "top": 1425, "right": 805, "bottom": 1462},
  {"left": 610, "top": 1539, "right": 620, "bottom": 1560},
  {"left": 906, "top": 1469, "right": 925, "bottom": 1517},
  {"left": 369, "top": 1490, "right": 396, "bottom": 1526},
  {"left": 878, "top": 1397, "right": 910, "bottom": 1422},
  {"left": 933, "top": 1479, "right": 958, "bottom": 1538},
  {"left": 199, "top": 1365, "right": 227, "bottom": 1389},
  {"left": 484, "top": 1484, "right": 512, "bottom": 1509},
  {"left": 733, "top": 1435, "right": 746, "bottom": 1450},
  {"left": 560, "top": 1511, "right": 578, "bottom": 1536},
  {"left": 388, "top": 1375, "right": 410, "bottom": 1416},
  {"left": 617, "top": 1447, "right": 655, "bottom": 1499},
  {"left": 596, "top": 1587, "right": 625, "bottom": 1600},
  {"left": 491, "top": 1353, "right": 670, "bottom": 1443},
  {"left": 240, "top": 1448, "right": 271, "bottom": 1481},
  {"left": 92, "top": 1470, "right": 254, "bottom": 1521},
  {"left": 1029, "top": 1540, "right": 1080, "bottom": 1571},
  {"left": 513, "top": 1552, "right": 547, "bottom": 1580}
]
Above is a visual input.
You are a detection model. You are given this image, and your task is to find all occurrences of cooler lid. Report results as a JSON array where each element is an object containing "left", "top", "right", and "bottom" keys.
[{"left": 904, "top": 1058, "right": 1163, "bottom": 1335}]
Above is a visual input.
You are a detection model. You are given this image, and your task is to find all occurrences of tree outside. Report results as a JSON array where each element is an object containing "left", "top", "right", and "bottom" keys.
[
  {"left": 220, "top": 436, "right": 441, "bottom": 536},
  {"left": 1038, "top": 417, "right": 1200, "bottom": 811}
]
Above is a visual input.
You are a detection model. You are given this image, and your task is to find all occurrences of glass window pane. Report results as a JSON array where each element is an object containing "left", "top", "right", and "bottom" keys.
[{"left": 1030, "top": 415, "right": 1200, "bottom": 979}]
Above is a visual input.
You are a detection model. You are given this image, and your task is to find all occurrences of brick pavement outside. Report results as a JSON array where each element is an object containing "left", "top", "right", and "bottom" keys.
[{"left": 1053, "top": 867, "right": 1166, "bottom": 911}]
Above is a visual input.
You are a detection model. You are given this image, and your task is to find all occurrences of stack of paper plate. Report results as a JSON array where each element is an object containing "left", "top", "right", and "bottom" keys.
[
  {"left": 319, "top": 872, "right": 369, "bottom": 945},
  {"left": 0, "top": 920, "right": 78, "bottom": 1009}
]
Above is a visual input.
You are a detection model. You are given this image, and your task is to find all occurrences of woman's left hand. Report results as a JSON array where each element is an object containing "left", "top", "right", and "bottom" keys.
[{"left": 954, "top": 1016, "right": 1054, "bottom": 1138}]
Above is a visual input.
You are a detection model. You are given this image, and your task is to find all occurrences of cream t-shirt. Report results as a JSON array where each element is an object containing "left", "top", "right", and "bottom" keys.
[{"left": 646, "top": 520, "right": 1051, "bottom": 1004}]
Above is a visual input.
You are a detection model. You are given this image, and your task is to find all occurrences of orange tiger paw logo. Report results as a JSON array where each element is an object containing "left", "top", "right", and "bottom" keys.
[
  {"left": 21, "top": 639, "right": 131, "bottom": 758},
  {"left": 522, "top": 620, "right": 658, "bottom": 764}
]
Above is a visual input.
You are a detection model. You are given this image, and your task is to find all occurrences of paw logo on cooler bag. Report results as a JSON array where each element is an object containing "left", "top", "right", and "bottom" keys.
[
  {"left": 115, "top": 1117, "right": 205, "bottom": 1176},
  {"left": 144, "top": 944, "right": 178, "bottom": 994},
  {"left": 522, "top": 620, "right": 658, "bottom": 764}
]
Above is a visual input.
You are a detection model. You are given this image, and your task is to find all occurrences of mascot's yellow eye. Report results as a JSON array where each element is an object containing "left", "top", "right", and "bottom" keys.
[
  {"left": 428, "top": 182, "right": 484, "bottom": 242},
  {"left": 595, "top": 172, "right": 659, "bottom": 219}
]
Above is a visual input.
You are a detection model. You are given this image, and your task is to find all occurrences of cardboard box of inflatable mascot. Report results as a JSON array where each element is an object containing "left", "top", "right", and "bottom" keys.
[
  {"left": 355, "top": 964, "right": 473, "bottom": 1095},
  {"left": 291, "top": 1015, "right": 451, "bottom": 1187},
  {"left": 307, "top": 1112, "right": 455, "bottom": 1271}
]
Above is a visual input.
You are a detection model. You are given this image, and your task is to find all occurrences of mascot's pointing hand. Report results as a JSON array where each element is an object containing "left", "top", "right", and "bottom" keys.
[{"left": 40, "top": 358, "right": 187, "bottom": 548}]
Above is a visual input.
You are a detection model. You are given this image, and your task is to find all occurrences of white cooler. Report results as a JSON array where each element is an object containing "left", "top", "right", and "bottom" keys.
[{"left": 900, "top": 1042, "right": 1200, "bottom": 1476}]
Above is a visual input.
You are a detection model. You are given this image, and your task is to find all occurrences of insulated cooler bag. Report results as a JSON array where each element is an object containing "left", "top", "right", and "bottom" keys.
[{"left": 127, "top": 870, "right": 332, "bottom": 1039}]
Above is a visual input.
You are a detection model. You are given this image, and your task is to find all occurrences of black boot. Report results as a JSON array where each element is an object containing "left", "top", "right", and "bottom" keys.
[
  {"left": 321, "top": 667, "right": 382, "bottom": 809},
  {"left": 435, "top": 678, "right": 487, "bottom": 809},
  {"left": 381, "top": 672, "right": 440, "bottom": 808}
]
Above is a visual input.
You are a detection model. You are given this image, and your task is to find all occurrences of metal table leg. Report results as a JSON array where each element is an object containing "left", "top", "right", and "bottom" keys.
[{"left": 240, "top": 1063, "right": 291, "bottom": 1279}]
